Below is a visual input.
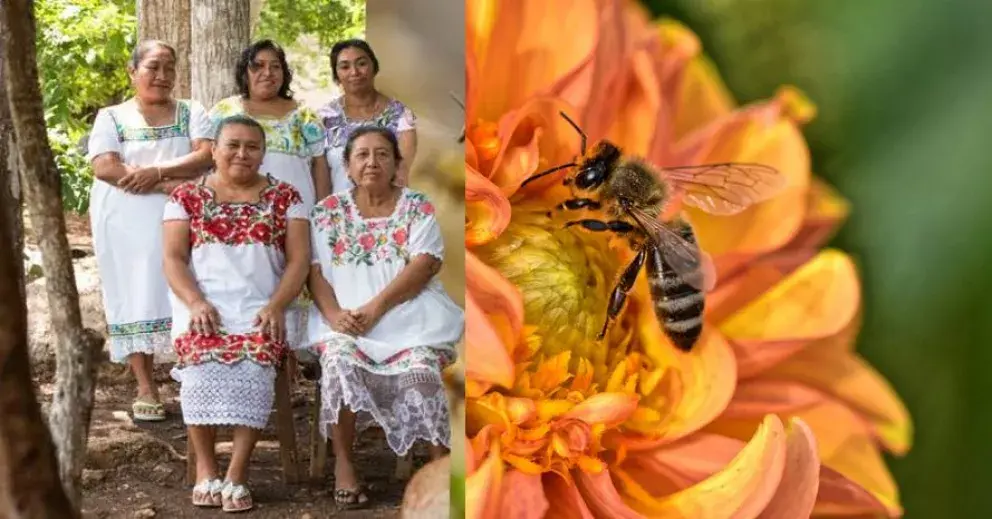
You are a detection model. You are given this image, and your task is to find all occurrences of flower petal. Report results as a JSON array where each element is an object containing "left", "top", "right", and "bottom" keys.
[
  {"left": 718, "top": 249, "right": 860, "bottom": 375},
  {"left": 756, "top": 418, "right": 820, "bottom": 519},
  {"left": 465, "top": 290, "right": 515, "bottom": 389},
  {"left": 466, "top": 166, "right": 512, "bottom": 247},
  {"left": 543, "top": 473, "right": 595, "bottom": 519},
  {"left": 815, "top": 465, "right": 890, "bottom": 517},
  {"left": 612, "top": 415, "right": 788, "bottom": 517},
  {"left": 660, "top": 329, "right": 738, "bottom": 445},
  {"left": 764, "top": 346, "right": 913, "bottom": 456},
  {"left": 466, "top": 444, "right": 504, "bottom": 519},
  {"left": 563, "top": 392, "right": 639, "bottom": 428},
  {"left": 574, "top": 469, "right": 651, "bottom": 519},
  {"left": 498, "top": 470, "right": 549, "bottom": 519},
  {"left": 473, "top": 0, "right": 598, "bottom": 121},
  {"left": 722, "top": 379, "right": 826, "bottom": 418}
]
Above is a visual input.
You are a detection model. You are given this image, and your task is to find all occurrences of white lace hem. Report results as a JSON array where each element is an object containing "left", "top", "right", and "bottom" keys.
[
  {"left": 174, "top": 361, "right": 275, "bottom": 430},
  {"left": 108, "top": 331, "right": 176, "bottom": 364}
]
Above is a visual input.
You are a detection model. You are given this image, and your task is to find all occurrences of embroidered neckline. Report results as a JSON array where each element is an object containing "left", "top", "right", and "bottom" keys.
[{"left": 199, "top": 173, "right": 278, "bottom": 207}]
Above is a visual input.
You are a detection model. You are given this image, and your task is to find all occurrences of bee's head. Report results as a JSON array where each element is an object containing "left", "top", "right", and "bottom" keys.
[{"left": 572, "top": 141, "right": 622, "bottom": 190}]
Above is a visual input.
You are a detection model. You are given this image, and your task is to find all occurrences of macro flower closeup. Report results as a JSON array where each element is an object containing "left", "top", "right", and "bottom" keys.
[{"left": 464, "top": 1, "right": 912, "bottom": 518}]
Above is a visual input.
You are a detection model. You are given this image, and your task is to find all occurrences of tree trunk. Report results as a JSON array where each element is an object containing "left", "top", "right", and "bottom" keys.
[
  {"left": 249, "top": 0, "right": 264, "bottom": 36},
  {"left": 137, "top": 0, "right": 192, "bottom": 99},
  {"left": 0, "top": 31, "right": 22, "bottom": 302},
  {"left": 190, "top": 0, "right": 250, "bottom": 109},
  {"left": 0, "top": 0, "right": 105, "bottom": 510}
]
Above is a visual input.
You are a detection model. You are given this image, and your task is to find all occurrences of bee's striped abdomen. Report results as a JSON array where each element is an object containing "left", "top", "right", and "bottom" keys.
[{"left": 646, "top": 246, "right": 705, "bottom": 352}]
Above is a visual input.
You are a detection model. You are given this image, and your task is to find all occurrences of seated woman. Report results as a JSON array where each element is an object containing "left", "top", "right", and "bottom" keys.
[
  {"left": 307, "top": 126, "right": 462, "bottom": 508},
  {"left": 162, "top": 115, "right": 309, "bottom": 512}
]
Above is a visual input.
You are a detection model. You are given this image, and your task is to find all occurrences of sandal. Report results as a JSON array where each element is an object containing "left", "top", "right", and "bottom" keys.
[
  {"left": 221, "top": 481, "right": 254, "bottom": 513},
  {"left": 334, "top": 485, "right": 370, "bottom": 510},
  {"left": 131, "top": 397, "right": 166, "bottom": 422},
  {"left": 191, "top": 478, "right": 223, "bottom": 507}
]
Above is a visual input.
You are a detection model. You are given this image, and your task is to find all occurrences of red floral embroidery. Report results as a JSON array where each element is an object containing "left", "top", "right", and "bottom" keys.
[
  {"left": 419, "top": 202, "right": 435, "bottom": 215},
  {"left": 174, "top": 329, "right": 287, "bottom": 369},
  {"left": 358, "top": 233, "right": 375, "bottom": 251},
  {"left": 392, "top": 228, "right": 407, "bottom": 245}
]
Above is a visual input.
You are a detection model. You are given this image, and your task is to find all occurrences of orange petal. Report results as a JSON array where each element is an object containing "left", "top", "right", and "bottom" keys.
[
  {"left": 465, "top": 290, "right": 515, "bottom": 389},
  {"left": 466, "top": 444, "right": 504, "bottom": 519},
  {"left": 575, "top": 469, "right": 655, "bottom": 519},
  {"left": 723, "top": 379, "right": 826, "bottom": 418},
  {"left": 670, "top": 55, "right": 735, "bottom": 143},
  {"left": 497, "top": 470, "right": 549, "bottom": 519},
  {"left": 474, "top": 0, "right": 598, "bottom": 121},
  {"left": 764, "top": 347, "right": 912, "bottom": 456},
  {"left": 780, "top": 176, "right": 851, "bottom": 254},
  {"left": 718, "top": 249, "right": 860, "bottom": 374},
  {"left": 543, "top": 473, "right": 595, "bottom": 519},
  {"left": 619, "top": 433, "right": 745, "bottom": 496},
  {"left": 466, "top": 166, "right": 512, "bottom": 247},
  {"left": 611, "top": 415, "right": 788, "bottom": 517},
  {"left": 757, "top": 418, "right": 820, "bottom": 519},
  {"left": 467, "top": 251, "right": 525, "bottom": 338},
  {"left": 815, "top": 465, "right": 890, "bottom": 517},
  {"left": 563, "top": 393, "right": 639, "bottom": 428}
]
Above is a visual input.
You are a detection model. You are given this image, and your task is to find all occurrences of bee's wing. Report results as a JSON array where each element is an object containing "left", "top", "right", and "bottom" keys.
[
  {"left": 660, "top": 163, "right": 787, "bottom": 215},
  {"left": 626, "top": 207, "right": 716, "bottom": 291}
]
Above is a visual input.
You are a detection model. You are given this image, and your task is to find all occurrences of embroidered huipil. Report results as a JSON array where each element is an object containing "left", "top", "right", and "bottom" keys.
[
  {"left": 307, "top": 188, "right": 463, "bottom": 363},
  {"left": 85, "top": 99, "right": 213, "bottom": 362},
  {"left": 164, "top": 176, "right": 308, "bottom": 369}
]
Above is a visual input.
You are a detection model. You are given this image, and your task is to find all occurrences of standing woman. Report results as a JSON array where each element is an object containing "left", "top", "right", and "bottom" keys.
[
  {"left": 208, "top": 39, "right": 330, "bottom": 210},
  {"left": 318, "top": 38, "right": 418, "bottom": 194},
  {"left": 86, "top": 40, "right": 214, "bottom": 421}
]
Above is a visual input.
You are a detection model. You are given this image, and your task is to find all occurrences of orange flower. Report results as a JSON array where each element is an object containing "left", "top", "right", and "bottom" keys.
[{"left": 465, "top": 1, "right": 911, "bottom": 517}]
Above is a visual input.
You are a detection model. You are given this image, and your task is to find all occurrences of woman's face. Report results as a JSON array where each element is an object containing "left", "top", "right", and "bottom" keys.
[
  {"left": 334, "top": 47, "right": 375, "bottom": 94},
  {"left": 347, "top": 133, "right": 396, "bottom": 189},
  {"left": 247, "top": 49, "right": 284, "bottom": 101},
  {"left": 129, "top": 46, "right": 176, "bottom": 103},
  {"left": 213, "top": 124, "right": 265, "bottom": 183}
]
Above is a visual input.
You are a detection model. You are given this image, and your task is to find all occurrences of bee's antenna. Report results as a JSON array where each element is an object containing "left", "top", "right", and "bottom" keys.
[
  {"left": 449, "top": 91, "right": 465, "bottom": 111},
  {"left": 519, "top": 162, "right": 577, "bottom": 189},
  {"left": 559, "top": 111, "right": 587, "bottom": 155}
]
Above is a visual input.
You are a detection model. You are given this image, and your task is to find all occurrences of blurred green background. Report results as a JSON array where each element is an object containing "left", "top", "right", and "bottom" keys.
[{"left": 644, "top": 1, "right": 992, "bottom": 516}]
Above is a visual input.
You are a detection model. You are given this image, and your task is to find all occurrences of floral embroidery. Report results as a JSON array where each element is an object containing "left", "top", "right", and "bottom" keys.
[
  {"left": 208, "top": 96, "right": 326, "bottom": 157},
  {"left": 174, "top": 330, "right": 287, "bottom": 369},
  {"left": 317, "top": 97, "right": 415, "bottom": 149},
  {"left": 110, "top": 100, "right": 191, "bottom": 142},
  {"left": 313, "top": 338, "right": 455, "bottom": 375},
  {"left": 108, "top": 317, "right": 172, "bottom": 337},
  {"left": 311, "top": 190, "right": 435, "bottom": 267},
  {"left": 170, "top": 177, "right": 303, "bottom": 249}
]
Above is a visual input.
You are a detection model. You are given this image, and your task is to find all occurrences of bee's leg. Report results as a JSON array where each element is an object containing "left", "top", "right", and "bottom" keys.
[
  {"left": 598, "top": 247, "right": 647, "bottom": 340},
  {"left": 564, "top": 219, "right": 634, "bottom": 235},
  {"left": 557, "top": 198, "right": 601, "bottom": 211}
]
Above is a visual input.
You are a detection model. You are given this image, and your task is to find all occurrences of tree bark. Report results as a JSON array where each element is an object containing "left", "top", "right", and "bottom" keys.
[
  {"left": 0, "top": 31, "right": 23, "bottom": 302},
  {"left": 190, "top": 0, "right": 250, "bottom": 109},
  {"left": 0, "top": 0, "right": 105, "bottom": 510},
  {"left": 137, "top": 0, "right": 192, "bottom": 99}
]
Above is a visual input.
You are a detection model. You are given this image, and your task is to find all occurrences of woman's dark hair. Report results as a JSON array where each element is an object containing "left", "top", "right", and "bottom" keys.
[
  {"left": 235, "top": 39, "right": 294, "bottom": 99},
  {"left": 343, "top": 126, "right": 402, "bottom": 165},
  {"left": 214, "top": 115, "right": 266, "bottom": 149},
  {"left": 129, "top": 40, "right": 177, "bottom": 69},
  {"left": 329, "top": 38, "right": 380, "bottom": 83}
]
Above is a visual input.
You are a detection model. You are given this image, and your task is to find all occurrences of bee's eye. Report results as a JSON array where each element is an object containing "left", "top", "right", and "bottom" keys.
[{"left": 575, "top": 166, "right": 603, "bottom": 190}]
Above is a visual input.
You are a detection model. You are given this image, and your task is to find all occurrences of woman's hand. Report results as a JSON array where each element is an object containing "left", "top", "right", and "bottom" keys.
[
  {"left": 254, "top": 304, "right": 288, "bottom": 343},
  {"left": 351, "top": 299, "right": 387, "bottom": 334},
  {"left": 119, "top": 165, "right": 161, "bottom": 194},
  {"left": 189, "top": 299, "right": 221, "bottom": 335},
  {"left": 326, "top": 308, "right": 363, "bottom": 336}
]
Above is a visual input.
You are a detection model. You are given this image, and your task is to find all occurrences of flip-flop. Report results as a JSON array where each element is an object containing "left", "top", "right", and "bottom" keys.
[
  {"left": 221, "top": 481, "right": 254, "bottom": 513},
  {"left": 191, "top": 478, "right": 223, "bottom": 507},
  {"left": 334, "top": 485, "right": 370, "bottom": 510},
  {"left": 131, "top": 398, "right": 166, "bottom": 422}
]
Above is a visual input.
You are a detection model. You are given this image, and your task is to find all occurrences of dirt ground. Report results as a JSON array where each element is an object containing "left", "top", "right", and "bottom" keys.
[{"left": 27, "top": 213, "right": 435, "bottom": 518}]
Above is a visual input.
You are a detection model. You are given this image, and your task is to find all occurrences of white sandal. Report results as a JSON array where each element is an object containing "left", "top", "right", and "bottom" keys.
[
  {"left": 221, "top": 481, "right": 254, "bottom": 513},
  {"left": 191, "top": 478, "right": 223, "bottom": 507}
]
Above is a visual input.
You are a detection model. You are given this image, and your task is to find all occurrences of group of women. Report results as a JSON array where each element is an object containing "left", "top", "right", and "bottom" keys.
[{"left": 85, "top": 37, "right": 462, "bottom": 513}]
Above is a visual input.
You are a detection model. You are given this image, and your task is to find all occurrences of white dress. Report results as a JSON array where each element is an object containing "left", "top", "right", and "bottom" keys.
[
  {"left": 208, "top": 96, "right": 327, "bottom": 351},
  {"left": 85, "top": 99, "right": 213, "bottom": 363},
  {"left": 164, "top": 176, "right": 308, "bottom": 429},
  {"left": 316, "top": 97, "right": 416, "bottom": 194},
  {"left": 308, "top": 188, "right": 463, "bottom": 455}
]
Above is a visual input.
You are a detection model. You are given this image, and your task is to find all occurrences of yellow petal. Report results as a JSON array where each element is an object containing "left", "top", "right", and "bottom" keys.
[
  {"left": 466, "top": 444, "right": 504, "bottom": 519},
  {"left": 563, "top": 393, "right": 640, "bottom": 428},
  {"left": 612, "top": 415, "right": 788, "bottom": 517},
  {"left": 466, "top": 166, "right": 512, "bottom": 247},
  {"left": 757, "top": 418, "right": 820, "bottom": 519},
  {"left": 765, "top": 347, "right": 913, "bottom": 456},
  {"left": 671, "top": 55, "right": 735, "bottom": 143}
]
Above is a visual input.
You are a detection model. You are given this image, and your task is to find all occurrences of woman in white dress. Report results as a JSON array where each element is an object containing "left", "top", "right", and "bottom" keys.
[
  {"left": 317, "top": 39, "right": 418, "bottom": 194},
  {"left": 86, "top": 40, "right": 214, "bottom": 421},
  {"left": 209, "top": 39, "right": 329, "bottom": 353},
  {"left": 308, "top": 126, "right": 462, "bottom": 508},
  {"left": 162, "top": 115, "right": 310, "bottom": 512}
]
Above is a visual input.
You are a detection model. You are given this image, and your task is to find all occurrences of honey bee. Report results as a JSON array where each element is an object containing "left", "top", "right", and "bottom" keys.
[{"left": 519, "top": 111, "right": 787, "bottom": 351}]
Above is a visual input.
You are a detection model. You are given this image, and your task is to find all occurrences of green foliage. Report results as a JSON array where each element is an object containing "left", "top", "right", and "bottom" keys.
[
  {"left": 254, "top": 0, "right": 366, "bottom": 50},
  {"left": 36, "top": 0, "right": 136, "bottom": 213}
]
